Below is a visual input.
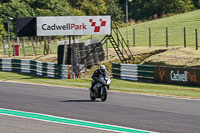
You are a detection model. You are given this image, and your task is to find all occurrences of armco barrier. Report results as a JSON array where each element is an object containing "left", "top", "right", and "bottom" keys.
[
  {"left": 0, "top": 58, "right": 73, "bottom": 79},
  {"left": 112, "top": 63, "right": 154, "bottom": 81}
]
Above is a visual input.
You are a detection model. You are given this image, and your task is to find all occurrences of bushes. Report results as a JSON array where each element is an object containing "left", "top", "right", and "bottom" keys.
[{"left": 125, "top": 0, "right": 195, "bottom": 20}]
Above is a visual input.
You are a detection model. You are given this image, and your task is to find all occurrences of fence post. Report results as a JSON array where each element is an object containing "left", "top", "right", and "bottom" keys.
[
  {"left": 196, "top": 29, "right": 198, "bottom": 50},
  {"left": 35, "top": 36, "right": 37, "bottom": 46},
  {"left": 39, "top": 37, "right": 42, "bottom": 45},
  {"left": 133, "top": 28, "right": 135, "bottom": 47},
  {"left": 184, "top": 27, "right": 186, "bottom": 47},
  {"left": 22, "top": 37, "right": 26, "bottom": 56},
  {"left": 44, "top": 37, "right": 46, "bottom": 55},
  {"left": 3, "top": 37, "right": 6, "bottom": 55},
  {"left": 32, "top": 37, "right": 36, "bottom": 56},
  {"left": 149, "top": 28, "right": 151, "bottom": 48},
  {"left": 116, "top": 29, "right": 118, "bottom": 46},
  {"left": 166, "top": 27, "right": 168, "bottom": 47},
  {"left": 48, "top": 37, "right": 52, "bottom": 54}
]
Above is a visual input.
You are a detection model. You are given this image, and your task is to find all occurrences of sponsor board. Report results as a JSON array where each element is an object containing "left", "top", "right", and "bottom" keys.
[
  {"left": 37, "top": 16, "right": 111, "bottom": 36},
  {"left": 154, "top": 66, "right": 200, "bottom": 86}
]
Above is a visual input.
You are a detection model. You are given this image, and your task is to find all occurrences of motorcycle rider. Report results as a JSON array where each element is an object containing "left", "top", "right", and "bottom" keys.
[{"left": 90, "top": 65, "right": 108, "bottom": 93}]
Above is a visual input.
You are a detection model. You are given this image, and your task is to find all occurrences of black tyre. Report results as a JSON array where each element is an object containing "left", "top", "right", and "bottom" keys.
[
  {"left": 101, "top": 87, "right": 107, "bottom": 102},
  {"left": 90, "top": 92, "right": 96, "bottom": 101}
]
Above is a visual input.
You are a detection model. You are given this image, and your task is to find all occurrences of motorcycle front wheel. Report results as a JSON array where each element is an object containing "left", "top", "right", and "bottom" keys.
[
  {"left": 90, "top": 92, "right": 96, "bottom": 101},
  {"left": 101, "top": 87, "right": 107, "bottom": 102}
]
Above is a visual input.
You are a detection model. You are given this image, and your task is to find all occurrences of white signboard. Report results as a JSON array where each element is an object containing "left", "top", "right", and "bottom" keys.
[
  {"left": 37, "top": 16, "right": 111, "bottom": 36},
  {"left": 4, "top": 45, "right": 9, "bottom": 48}
]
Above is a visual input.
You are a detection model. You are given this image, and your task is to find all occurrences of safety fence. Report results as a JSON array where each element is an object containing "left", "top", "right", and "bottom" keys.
[
  {"left": 115, "top": 27, "right": 200, "bottom": 49},
  {"left": 0, "top": 58, "right": 73, "bottom": 79},
  {"left": 112, "top": 63, "right": 154, "bottom": 81}
]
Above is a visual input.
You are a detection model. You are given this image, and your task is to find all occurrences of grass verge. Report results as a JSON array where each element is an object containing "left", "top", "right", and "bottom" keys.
[{"left": 1, "top": 71, "right": 200, "bottom": 99}]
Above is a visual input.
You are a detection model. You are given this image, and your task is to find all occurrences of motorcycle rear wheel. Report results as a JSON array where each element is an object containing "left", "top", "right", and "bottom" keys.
[{"left": 90, "top": 92, "right": 96, "bottom": 101}]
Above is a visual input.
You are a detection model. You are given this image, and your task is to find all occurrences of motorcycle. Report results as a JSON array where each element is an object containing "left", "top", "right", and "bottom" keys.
[{"left": 89, "top": 75, "right": 111, "bottom": 102}]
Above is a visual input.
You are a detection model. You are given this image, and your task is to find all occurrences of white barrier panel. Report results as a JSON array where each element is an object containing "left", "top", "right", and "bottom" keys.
[
  {"left": 121, "top": 76, "right": 138, "bottom": 81},
  {"left": 37, "top": 16, "right": 111, "bottom": 36},
  {"left": 0, "top": 58, "right": 72, "bottom": 79}
]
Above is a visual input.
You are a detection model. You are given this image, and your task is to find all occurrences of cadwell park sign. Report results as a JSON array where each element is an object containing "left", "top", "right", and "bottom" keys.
[
  {"left": 16, "top": 16, "right": 111, "bottom": 37},
  {"left": 37, "top": 16, "right": 111, "bottom": 36},
  {"left": 154, "top": 66, "right": 200, "bottom": 86}
]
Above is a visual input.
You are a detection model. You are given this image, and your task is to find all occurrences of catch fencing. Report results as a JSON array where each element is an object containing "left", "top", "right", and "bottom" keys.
[
  {"left": 131, "top": 27, "right": 200, "bottom": 48},
  {"left": 112, "top": 63, "right": 154, "bottom": 81},
  {"left": 0, "top": 58, "right": 73, "bottom": 79}
]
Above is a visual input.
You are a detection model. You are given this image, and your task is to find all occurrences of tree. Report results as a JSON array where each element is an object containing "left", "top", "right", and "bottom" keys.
[
  {"left": 0, "top": 1, "right": 35, "bottom": 38},
  {"left": 78, "top": 0, "right": 107, "bottom": 15},
  {"left": 107, "top": 1, "right": 124, "bottom": 22},
  {"left": 23, "top": 0, "right": 72, "bottom": 16},
  {"left": 0, "top": 18, "right": 7, "bottom": 39},
  {"left": 0, "top": 0, "right": 12, "bottom": 4},
  {"left": 191, "top": 0, "right": 200, "bottom": 8},
  {"left": 123, "top": 0, "right": 195, "bottom": 20},
  {"left": 0, "top": 0, "right": 73, "bottom": 37}
]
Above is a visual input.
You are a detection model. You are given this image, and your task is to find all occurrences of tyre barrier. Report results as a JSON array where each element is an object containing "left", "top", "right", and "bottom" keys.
[
  {"left": 85, "top": 44, "right": 94, "bottom": 68},
  {"left": 57, "top": 39, "right": 105, "bottom": 70}
]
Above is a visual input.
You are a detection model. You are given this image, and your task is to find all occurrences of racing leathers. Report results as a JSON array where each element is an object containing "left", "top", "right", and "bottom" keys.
[{"left": 90, "top": 69, "right": 108, "bottom": 93}]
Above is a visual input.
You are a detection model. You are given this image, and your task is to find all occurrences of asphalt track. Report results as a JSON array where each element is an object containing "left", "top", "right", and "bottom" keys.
[{"left": 0, "top": 81, "right": 200, "bottom": 133}]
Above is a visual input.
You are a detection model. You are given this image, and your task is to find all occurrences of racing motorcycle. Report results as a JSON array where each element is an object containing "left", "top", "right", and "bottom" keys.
[{"left": 89, "top": 75, "right": 111, "bottom": 102}]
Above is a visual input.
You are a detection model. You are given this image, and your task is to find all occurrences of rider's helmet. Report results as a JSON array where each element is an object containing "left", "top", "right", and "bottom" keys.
[{"left": 99, "top": 65, "right": 106, "bottom": 73}]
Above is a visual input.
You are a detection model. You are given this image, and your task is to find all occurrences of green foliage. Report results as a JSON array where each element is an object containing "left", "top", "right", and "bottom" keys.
[
  {"left": 0, "top": 0, "right": 199, "bottom": 37},
  {"left": 0, "top": 0, "right": 73, "bottom": 38},
  {"left": 191, "top": 0, "right": 200, "bottom": 8},
  {"left": 78, "top": 0, "right": 107, "bottom": 15},
  {"left": 0, "top": 18, "right": 7, "bottom": 39},
  {"left": 23, "top": 0, "right": 72, "bottom": 16},
  {"left": 107, "top": 1, "right": 124, "bottom": 22},
  {"left": 1, "top": 71, "right": 200, "bottom": 98},
  {"left": 160, "top": 0, "right": 194, "bottom": 13},
  {"left": 0, "top": 0, "right": 12, "bottom": 3},
  {"left": 122, "top": 0, "right": 195, "bottom": 20},
  {"left": 0, "top": 1, "right": 35, "bottom": 19},
  {"left": 0, "top": 1, "right": 35, "bottom": 38}
]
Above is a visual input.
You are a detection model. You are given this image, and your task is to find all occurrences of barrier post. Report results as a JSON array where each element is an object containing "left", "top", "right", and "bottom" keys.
[{"left": 68, "top": 65, "right": 71, "bottom": 79}]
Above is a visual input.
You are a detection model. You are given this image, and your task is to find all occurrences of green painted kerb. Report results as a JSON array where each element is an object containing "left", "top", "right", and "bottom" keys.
[{"left": 0, "top": 108, "right": 156, "bottom": 133}]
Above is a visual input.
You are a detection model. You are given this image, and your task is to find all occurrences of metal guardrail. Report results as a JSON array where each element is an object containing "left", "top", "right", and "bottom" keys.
[
  {"left": 0, "top": 58, "right": 73, "bottom": 79},
  {"left": 112, "top": 63, "right": 154, "bottom": 81}
]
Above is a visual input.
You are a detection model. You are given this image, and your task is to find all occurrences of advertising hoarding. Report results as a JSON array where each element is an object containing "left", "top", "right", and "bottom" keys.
[
  {"left": 37, "top": 16, "right": 111, "bottom": 36},
  {"left": 154, "top": 66, "right": 200, "bottom": 86}
]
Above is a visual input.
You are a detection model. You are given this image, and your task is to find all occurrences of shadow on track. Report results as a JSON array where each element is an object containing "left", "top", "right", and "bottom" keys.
[{"left": 61, "top": 100, "right": 100, "bottom": 102}]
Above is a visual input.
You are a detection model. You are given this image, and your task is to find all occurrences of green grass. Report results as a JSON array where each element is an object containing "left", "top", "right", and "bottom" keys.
[
  {"left": 0, "top": 40, "right": 58, "bottom": 56},
  {"left": 0, "top": 11, "right": 200, "bottom": 98},
  {"left": 1, "top": 71, "right": 200, "bottom": 99},
  {"left": 80, "top": 10, "right": 200, "bottom": 48},
  {"left": 127, "top": 10, "right": 200, "bottom": 47},
  {"left": 0, "top": 10, "right": 200, "bottom": 56}
]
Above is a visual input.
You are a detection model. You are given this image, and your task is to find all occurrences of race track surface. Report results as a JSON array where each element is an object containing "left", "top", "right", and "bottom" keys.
[{"left": 0, "top": 81, "right": 200, "bottom": 133}]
